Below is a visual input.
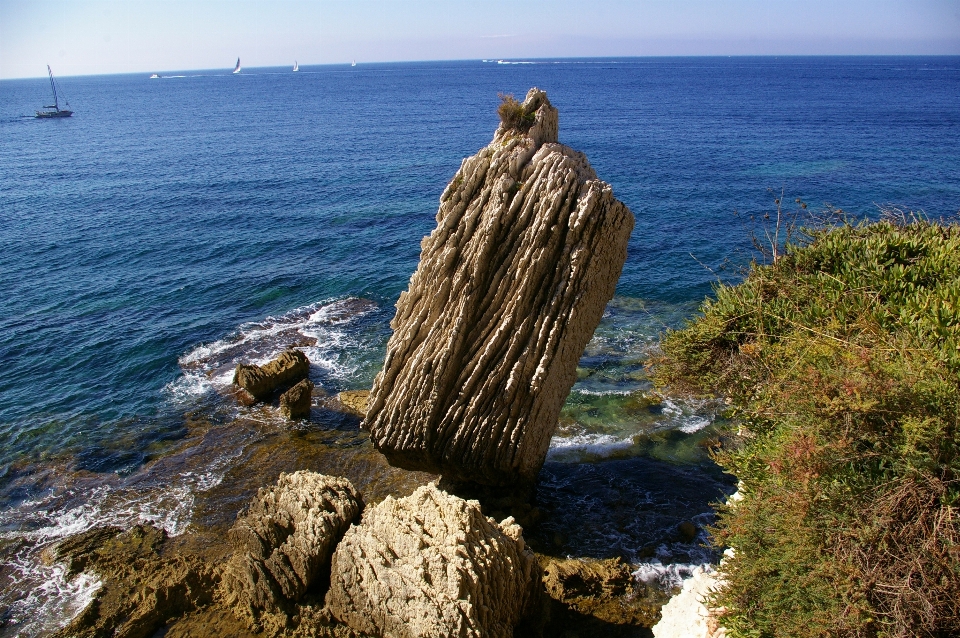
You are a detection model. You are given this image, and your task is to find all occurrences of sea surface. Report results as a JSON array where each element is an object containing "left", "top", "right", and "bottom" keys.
[{"left": 1, "top": 57, "right": 959, "bottom": 635}]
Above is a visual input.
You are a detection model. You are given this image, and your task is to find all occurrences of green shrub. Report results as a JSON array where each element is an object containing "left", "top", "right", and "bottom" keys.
[
  {"left": 497, "top": 93, "right": 536, "bottom": 132},
  {"left": 654, "top": 219, "right": 960, "bottom": 637}
]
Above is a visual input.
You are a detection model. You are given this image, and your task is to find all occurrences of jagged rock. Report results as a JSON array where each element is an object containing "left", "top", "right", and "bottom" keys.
[
  {"left": 51, "top": 524, "right": 218, "bottom": 638},
  {"left": 365, "top": 88, "right": 634, "bottom": 486},
  {"left": 326, "top": 483, "right": 541, "bottom": 638},
  {"left": 233, "top": 349, "right": 310, "bottom": 402},
  {"left": 221, "top": 472, "right": 363, "bottom": 631},
  {"left": 336, "top": 390, "right": 370, "bottom": 418},
  {"left": 280, "top": 378, "right": 314, "bottom": 419},
  {"left": 539, "top": 556, "right": 657, "bottom": 627},
  {"left": 41, "top": 525, "right": 123, "bottom": 577}
]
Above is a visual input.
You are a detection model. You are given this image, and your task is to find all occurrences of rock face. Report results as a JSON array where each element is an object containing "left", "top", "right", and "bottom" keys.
[
  {"left": 279, "top": 378, "right": 314, "bottom": 419},
  {"left": 365, "top": 88, "right": 634, "bottom": 486},
  {"left": 233, "top": 349, "right": 310, "bottom": 402},
  {"left": 326, "top": 483, "right": 541, "bottom": 638},
  {"left": 221, "top": 472, "right": 363, "bottom": 629}
]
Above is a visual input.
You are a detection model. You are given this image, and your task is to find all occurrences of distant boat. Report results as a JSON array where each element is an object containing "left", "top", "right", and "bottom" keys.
[
  {"left": 351, "top": 60, "right": 356, "bottom": 67},
  {"left": 35, "top": 65, "right": 72, "bottom": 118},
  {"left": 233, "top": 58, "right": 241, "bottom": 74},
  {"left": 293, "top": 61, "right": 299, "bottom": 72},
  {"left": 149, "top": 73, "right": 160, "bottom": 79}
]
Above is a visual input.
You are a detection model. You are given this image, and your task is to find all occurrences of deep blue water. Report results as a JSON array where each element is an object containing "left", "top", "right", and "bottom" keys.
[{"left": 0, "top": 57, "right": 959, "bottom": 634}]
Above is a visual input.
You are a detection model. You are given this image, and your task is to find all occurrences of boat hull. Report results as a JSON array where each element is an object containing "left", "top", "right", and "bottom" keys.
[{"left": 35, "top": 110, "right": 73, "bottom": 118}]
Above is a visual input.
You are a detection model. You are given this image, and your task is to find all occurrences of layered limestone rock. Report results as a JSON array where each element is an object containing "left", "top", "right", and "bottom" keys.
[
  {"left": 279, "top": 378, "right": 314, "bottom": 419},
  {"left": 326, "top": 483, "right": 541, "bottom": 638},
  {"left": 221, "top": 472, "right": 363, "bottom": 629},
  {"left": 365, "top": 88, "right": 634, "bottom": 486},
  {"left": 233, "top": 349, "right": 309, "bottom": 402}
]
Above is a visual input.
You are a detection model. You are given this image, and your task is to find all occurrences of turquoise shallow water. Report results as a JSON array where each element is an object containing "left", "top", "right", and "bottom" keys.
[{"left": 1, "top": 57, "right": 959, "bottom": 635}]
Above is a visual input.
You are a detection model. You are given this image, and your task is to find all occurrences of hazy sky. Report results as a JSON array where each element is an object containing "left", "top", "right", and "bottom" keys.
[{"left": 2, "top": 0, "right": 959, "bottom": 79}]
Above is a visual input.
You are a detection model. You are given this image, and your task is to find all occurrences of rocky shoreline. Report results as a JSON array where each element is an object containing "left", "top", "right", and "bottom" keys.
[{"left": 38, "top": 88, "right": 720, "bottom": 637}]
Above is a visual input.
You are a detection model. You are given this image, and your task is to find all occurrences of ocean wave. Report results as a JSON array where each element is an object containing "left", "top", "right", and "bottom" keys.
[
  {"left": 633, "top": 560, "right": 712, "bottom": 592},
  {"left": 547, "top": 432, "right": 633, "bottom": 461},
  {"left": 166, "top": 297, "right": 378, "bottom": 404}
]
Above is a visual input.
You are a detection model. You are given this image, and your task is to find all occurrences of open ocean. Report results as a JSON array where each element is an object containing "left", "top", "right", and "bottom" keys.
[{"left": 1, "top": 57, "right": 959, "bottom": 635}]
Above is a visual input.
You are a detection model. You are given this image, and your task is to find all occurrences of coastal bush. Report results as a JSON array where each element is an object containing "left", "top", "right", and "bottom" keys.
[
  {"left": 498, "top": 93, "right": 536, "bottom": 132},
  {"left": 654, "top": 217, "right": 960, "bottom": 637}
]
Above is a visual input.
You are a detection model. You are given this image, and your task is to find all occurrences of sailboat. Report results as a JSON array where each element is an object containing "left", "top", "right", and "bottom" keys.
[
  {"left": 35, "top": 65, "right": 72, "bottom": 118},
  {"left": 293, "top": 61, "right": 299, "bottom": 72},
  {"left": 351, "top": 60, "right": 356, "bottom": 67},
  {"left": 232, "top": 58, "right": 241, "bottom": 74}
]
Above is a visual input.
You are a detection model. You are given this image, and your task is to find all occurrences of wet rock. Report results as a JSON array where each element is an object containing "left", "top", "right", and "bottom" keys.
[
  {"left": 336, "top": 390, "right": 370, "bottom": 418},
  {"left": 280, "top": 379, "right": 314, "bottom": 420},
  {"left": 41, "top": 525, "right": 123, "bottom": 577},
  {"left": 366, "top": 88, "right": 634, "bottom": 487},
  {"left": 541, "top": 557, "right": 657, "bottom": 627},
  {"left": 51, "top": 524, "right": 218, "bottom": 638},
  {"left": 327, "top": 483, "right": 541, "bottom": 638},
  {"left": 221, "top": 472, "right": 363, "bottom": 632},
  {"left": 233, "top": 349, "right": 310, "bottom": 402}
]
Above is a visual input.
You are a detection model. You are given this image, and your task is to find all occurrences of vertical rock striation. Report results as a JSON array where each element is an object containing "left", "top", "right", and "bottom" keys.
[{"left": 365, "top": 88, "right": 634, "bottom": 486}]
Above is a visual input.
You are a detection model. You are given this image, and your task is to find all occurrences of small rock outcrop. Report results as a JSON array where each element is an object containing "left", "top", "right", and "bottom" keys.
[
  {"left": 233, "top": 349, "right": 309, "bottom": 402},
  {"left": 365, "top": 88, "right": 634, "bottom": 486},
  {"left": 221, "top": 472, "right": 363, "bottom": 631},
  {"left": 336, "top": 389, "right": 370, "bottom": 418},
  {"left": 541, "top": 556, "right": 656, "bottom": 627},
  {"left": 51, "top": 524, "right": 218, "bottom": 638},
  {"left": 279, "top": 378, "right": 314, "bottom": 419},
  {"left": 326, "top": 483, "right": 541, "bottom": 638}
]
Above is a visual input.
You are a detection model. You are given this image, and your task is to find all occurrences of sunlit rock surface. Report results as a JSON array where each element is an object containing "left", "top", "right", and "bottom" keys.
[
  {"left": 366, "top": 88, "right": 635, "bottom": 486},
  {"left": 326, "top": 483, "right": 541, "bottom": 638}
]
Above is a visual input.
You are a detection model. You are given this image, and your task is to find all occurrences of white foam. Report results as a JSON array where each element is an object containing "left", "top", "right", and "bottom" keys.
[
  {"left": 167, "top": 297, "right": 376, "bottom": 403},
  {"left": 660, "top": 398, "right": 713, "bottom": 434},
  {"left": 547, "top": 432, "right": 634, "bottom": 462},
  {"left": 633, "top": 560, "right": 708, "bottom": 591}
]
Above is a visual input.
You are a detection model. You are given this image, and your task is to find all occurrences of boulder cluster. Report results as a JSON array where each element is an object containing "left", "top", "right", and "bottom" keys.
[{"left": 233, "top": 349, "right": 314, "bottom": 419}]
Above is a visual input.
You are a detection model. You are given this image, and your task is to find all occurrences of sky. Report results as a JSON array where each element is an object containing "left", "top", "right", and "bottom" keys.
[{"left": 2, "top": 0, "right": 959, "bottom": 79}]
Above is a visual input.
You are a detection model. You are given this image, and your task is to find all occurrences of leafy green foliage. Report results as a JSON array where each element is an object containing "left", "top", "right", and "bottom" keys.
[{"left": 655, "top": 219, "right": 960, "bottom": 637}]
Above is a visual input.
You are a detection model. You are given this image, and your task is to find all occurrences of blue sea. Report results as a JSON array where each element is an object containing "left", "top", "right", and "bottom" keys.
[{"left": 1, "top": 57, "right": 959, "bottom": 635}]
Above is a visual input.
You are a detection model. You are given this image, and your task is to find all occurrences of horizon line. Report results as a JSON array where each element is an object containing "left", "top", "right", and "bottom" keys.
[{"left": 3, "top": 53, "right": 959, "bottom": 81}]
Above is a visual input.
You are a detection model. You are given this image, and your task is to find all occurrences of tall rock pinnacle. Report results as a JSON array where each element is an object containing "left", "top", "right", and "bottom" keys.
[{"left": 365, "top": 88, "right": 635, "bottom": 487}]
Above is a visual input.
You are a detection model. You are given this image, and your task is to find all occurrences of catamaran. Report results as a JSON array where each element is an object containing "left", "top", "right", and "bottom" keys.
[
  {"left": 232, "top": 58, "right": 241, "bottom": 74},
  {"left": 293, "top": 61, "right": 299, "bottom": 72},
  {"left": 35, "top": 65, "right": 72, "bottom": 118}
]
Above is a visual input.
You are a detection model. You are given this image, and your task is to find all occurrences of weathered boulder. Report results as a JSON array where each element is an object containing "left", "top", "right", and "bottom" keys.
[
  {"left": 221, "top": 472, "right": 363, "bottom": 630},
  {"left": 541, "top": 556, "right": 656, "bottom": 626},
  {"left": 326, "top": 483, "right": 541, "bottom": 638},
  {"left": 233, "top": 349, "right": 309, "bottom": 402},
  {"left": 279, "top": 378, "right": 314, "bottom": 419},
  {"left": 365, "top": 88, "right": 634, "bottom": 486}
]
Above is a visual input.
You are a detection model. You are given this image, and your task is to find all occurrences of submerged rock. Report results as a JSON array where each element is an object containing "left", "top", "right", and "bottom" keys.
[
  {"left": 233, "top": 349, "right": 310, "bottom": 402},
  {"left": 365, "top": 88, "right": 634, "bottom": 487},
  {"left": 221, "top": 471, "right": 363, "bottom": 632},
  {"left": 326, "top": 483, "right": 541, "bottom": 638},
  {"left": 279, "top": 378, "right": 314, "bottom": 419}
]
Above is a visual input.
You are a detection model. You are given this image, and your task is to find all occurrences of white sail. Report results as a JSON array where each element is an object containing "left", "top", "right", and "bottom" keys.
[
  {"left": 233, "top": 58, "right": 241, "bottom": 74},
  {"left": 293, "top": 61, "right": 299, "bottom": 72}
]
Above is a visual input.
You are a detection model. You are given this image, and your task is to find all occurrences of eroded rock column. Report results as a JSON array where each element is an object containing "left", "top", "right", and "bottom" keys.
[{"left": 365, "top": 88, "right": 634, "bottom": 486}]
